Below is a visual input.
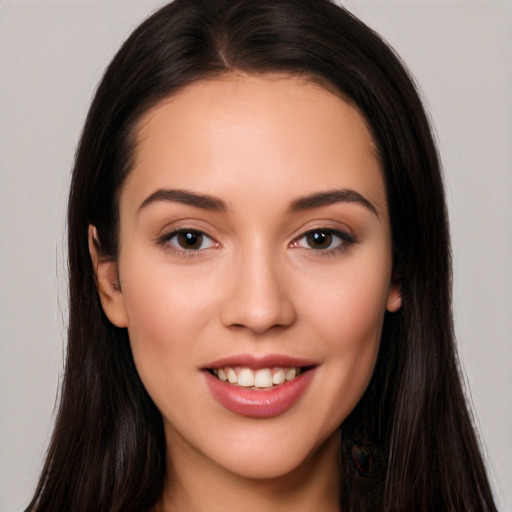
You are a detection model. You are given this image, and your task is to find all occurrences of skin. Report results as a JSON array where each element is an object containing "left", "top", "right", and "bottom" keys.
[{"left": 91, "top": 74, "right": 401, "bottom": 512}]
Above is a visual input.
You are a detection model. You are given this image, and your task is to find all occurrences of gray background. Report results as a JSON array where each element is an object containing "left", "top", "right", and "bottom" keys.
[{"left": 1, "top": 1, "right": 511, "bottom": 510}]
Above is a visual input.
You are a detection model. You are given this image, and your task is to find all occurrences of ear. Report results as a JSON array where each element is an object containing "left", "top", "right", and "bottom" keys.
[
  {"left": 88, "top": 225, "right": 129, "bottom": 327},
  {"left": 385, "top": 281, "right": 402, "bottom": 313}
]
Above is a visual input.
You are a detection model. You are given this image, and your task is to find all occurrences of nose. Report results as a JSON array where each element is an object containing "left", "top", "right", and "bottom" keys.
[{"left": 220, "top": 250, "right": 297, "bottom": 335}]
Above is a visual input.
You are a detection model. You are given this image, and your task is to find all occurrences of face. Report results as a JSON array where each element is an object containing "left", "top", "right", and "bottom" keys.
[{"left": 94, "top": 74, "right": 400, "bottom": 481}]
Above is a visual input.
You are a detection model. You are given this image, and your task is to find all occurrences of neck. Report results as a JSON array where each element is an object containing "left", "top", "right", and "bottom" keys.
[{"left": 156, "top": 429, "right": 341, "bottom": 512}]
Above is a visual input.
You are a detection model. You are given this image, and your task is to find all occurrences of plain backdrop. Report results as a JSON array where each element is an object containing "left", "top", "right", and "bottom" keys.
[{"left": 1, "top": 1, "right": 511, "bottom": 511}]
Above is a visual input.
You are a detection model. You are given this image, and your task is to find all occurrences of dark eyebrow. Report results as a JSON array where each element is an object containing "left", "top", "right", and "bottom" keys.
[
  {"left": 138, "top": 188, "right": 228, "bottom": 213},
  {"left": 290, "top": 188, "right": 378, "bottom": 217}
]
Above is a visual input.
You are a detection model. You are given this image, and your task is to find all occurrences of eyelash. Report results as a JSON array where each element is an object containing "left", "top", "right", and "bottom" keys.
[
  {"left": 156, "top": 227, "right": 355, "bottom": 257},
  {"left": 156, "top": 228, "right": 218, "bottom": 257},
  {"left": 291, "top": 228, "right": 355, "bottom": 256}
]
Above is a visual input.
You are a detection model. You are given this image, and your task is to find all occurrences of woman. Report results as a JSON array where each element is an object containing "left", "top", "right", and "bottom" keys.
[{"left": 26, "top": 0, "right": 497, "bottom": 510}]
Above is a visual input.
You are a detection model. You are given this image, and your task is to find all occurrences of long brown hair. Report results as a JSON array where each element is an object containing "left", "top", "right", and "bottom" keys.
[{"left": 27, "top": 1, "right": 497, "bottom": 510}]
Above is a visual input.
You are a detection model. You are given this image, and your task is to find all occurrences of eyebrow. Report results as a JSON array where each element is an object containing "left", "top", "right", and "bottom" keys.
[
  {"left": 138, "top": 187, "right": 378, "bottom": 217},
  {"left": 290, "top": 188, "right": 378, "bottom": 217},
  {"left": 138, "top": 188, "right": 228, "bottom": 213}
]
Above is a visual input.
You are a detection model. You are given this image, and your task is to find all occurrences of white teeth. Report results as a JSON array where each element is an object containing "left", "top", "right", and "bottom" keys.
[
  {"left": 227, "top": 368, "right": 237, "bottom": 384},
  {"left": 272, "top": 369, "right": 286, "bottom": 385},
  {"left": 254, "top": 369, "right": 273, "bottom": 388},
  {"left": 285, "top": 368, "right": 296, "bottom": 381},
  {"left": 213, "top": 366, "right": 302, "bottom": 388},
  {"left": 237, "top": 368, "right": 255, "bottom": 387}
]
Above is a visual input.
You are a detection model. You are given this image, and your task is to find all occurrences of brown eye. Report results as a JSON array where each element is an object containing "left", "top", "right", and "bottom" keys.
[
  {"left": 305, "top": 230, "right": 333, "bottom": 249},
  {"left": 167, "top": 230, "right": 214, "bottom": 251},
  {"left": 292, "top": 228, "right": 355, "bottom": 253}
]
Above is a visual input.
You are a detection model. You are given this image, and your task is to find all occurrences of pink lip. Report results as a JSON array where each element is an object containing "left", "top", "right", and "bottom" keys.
[
  {"left": 203, "top": 365, "right": 316, "bottom": 418},
  {"left": 204, "top": 353, "right": 317, "bottom": 370}
]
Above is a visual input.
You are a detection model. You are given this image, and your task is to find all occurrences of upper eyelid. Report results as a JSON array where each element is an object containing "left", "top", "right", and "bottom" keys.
[
  {"left": 155, "top": 227, "right": 216, "bottom": 247},
  {"left": 293, "top": 228, "right": 354, "bottom": 244},
  {"left": 156, "top": 223, "right": 217, "bottom": 241},
  {"left": 290, "top": 225, "right": 355, "bottom": 244}
]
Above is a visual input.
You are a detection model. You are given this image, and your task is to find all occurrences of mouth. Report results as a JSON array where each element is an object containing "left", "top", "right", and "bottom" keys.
[
  {"left": 206, "top": 365, "right": 312, "bottom": 389},
  {"left": 203, "top": 358, "right": 317, "bottom": 418},
  {"left": 203, "top": 355, "right": 318, "bottom": 417}
]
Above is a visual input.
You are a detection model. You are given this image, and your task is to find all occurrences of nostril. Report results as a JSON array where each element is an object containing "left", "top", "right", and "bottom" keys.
[{"left": 219, "top": 261, "right": 297, "bottom": 333}]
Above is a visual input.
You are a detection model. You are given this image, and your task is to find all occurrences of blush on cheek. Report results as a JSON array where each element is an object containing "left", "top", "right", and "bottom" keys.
[
  {"left": 122, "top": 273, "right": 217, "bottom": 381},
  {"left": 311, "top": 286, "right": 386, "bottom": 416},
  {"left": 316, "top": 283, "right": 387, "bottom": 341}
]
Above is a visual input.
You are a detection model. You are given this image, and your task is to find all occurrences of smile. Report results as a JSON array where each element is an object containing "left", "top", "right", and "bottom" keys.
[
  {"left": 203, "top": 356, "right": 317, "bottom": 418},
  {"left": 209, "top": 366, "right": 302, "bottom": 389}
]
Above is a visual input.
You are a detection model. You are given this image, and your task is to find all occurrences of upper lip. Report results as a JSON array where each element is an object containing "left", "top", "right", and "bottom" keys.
[{"left": 203, "top": 354, "right": 318, "bottom": 370}]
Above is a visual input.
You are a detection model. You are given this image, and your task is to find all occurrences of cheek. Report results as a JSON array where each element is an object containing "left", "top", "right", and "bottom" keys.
[
  {"left": 118, "top": 255, "right": 221, "bottom": 383},
  {"left": 301, "top": 262, "right": 390, "bottom": 417},
  {"left": 306, "top": 263, "right": 390, "bottom": 350}
]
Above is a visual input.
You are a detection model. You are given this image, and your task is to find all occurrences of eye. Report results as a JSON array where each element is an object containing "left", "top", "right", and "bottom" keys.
[
  {"left": 294, "top": 228, "right": 354, "bottom": 251},
  {"left": 165, "top": 229, "right": 216, "bottom": 251}
]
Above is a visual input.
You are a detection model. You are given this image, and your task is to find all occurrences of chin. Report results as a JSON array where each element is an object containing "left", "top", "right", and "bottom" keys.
[
  {"left": 222, "top": 453, "right": 307, "bottom": 480},
  {"left": 204, "top": 425, "right": 340, "bottom": 482}
]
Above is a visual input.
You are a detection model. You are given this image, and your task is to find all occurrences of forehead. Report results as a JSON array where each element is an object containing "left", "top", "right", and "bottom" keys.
[{"left": 123, "top": 74, "right": 386, "bottom": 217}]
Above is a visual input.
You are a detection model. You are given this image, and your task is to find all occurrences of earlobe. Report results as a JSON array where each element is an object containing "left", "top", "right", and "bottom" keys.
[
  {"left": 386, "top": 283, "right": 402, "bottom": 313},
  {"left": 88, "top": 225, "right": 129, "bottom": 328}
]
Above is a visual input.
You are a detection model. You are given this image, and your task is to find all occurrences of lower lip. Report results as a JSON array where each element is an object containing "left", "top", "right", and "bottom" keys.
[{"left": 203, "top": 368, "right": 315, "bottom": 418}]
